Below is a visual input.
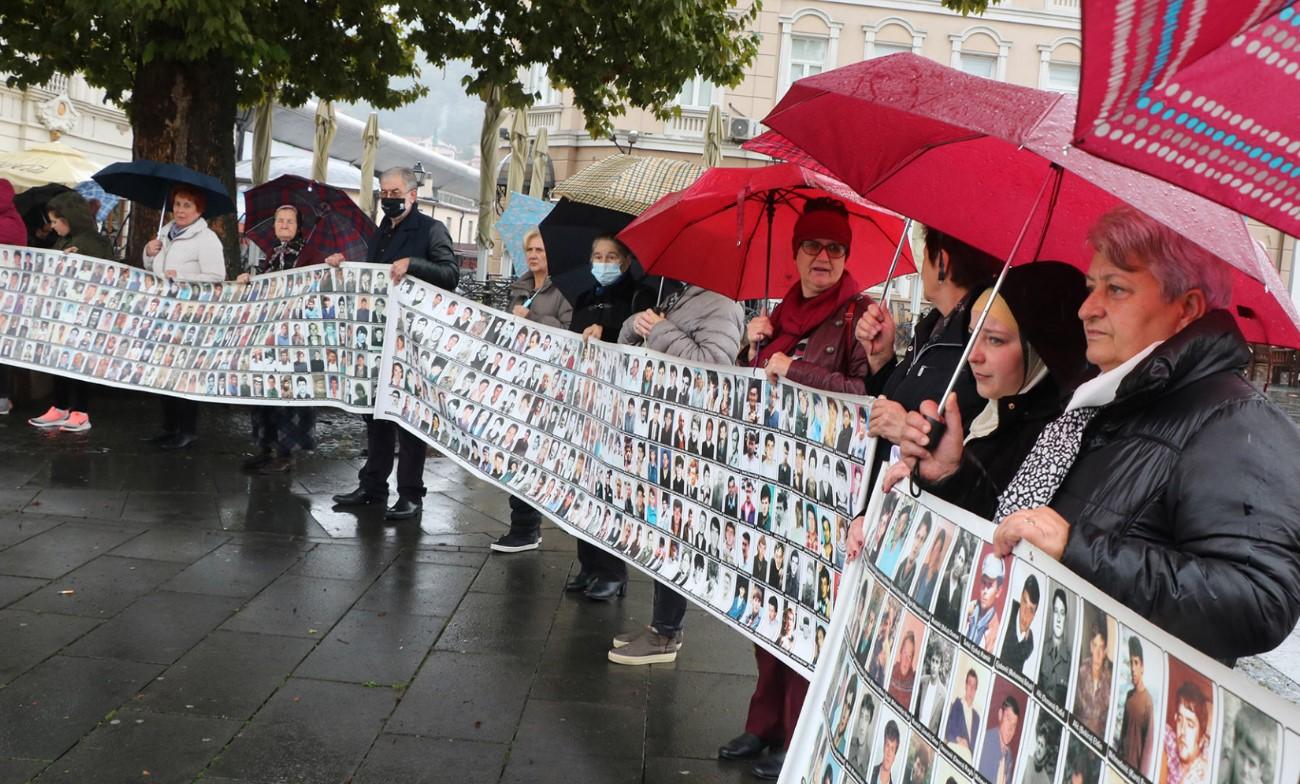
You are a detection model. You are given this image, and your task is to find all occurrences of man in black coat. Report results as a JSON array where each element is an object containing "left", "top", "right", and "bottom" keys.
[{"left": 328, "top": 166, "right": 459, "bottom": 521}]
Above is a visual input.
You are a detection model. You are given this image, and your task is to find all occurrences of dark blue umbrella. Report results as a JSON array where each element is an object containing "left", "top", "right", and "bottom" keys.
[{"left": 92, "top": 160, "right": 236, "bottom": 218}]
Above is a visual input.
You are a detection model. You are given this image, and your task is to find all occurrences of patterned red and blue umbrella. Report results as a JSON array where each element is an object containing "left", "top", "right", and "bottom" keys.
[
  {"left": 243, "top": 174, "right": 373, "bottom": 266},
  {"left": 1073, "top": 1, "right": 1300, "bottom": 236}
]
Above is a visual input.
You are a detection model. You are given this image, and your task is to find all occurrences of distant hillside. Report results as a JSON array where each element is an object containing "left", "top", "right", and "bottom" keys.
[{"left": 336, "top": 58, "right": 486, "bottom": 161}]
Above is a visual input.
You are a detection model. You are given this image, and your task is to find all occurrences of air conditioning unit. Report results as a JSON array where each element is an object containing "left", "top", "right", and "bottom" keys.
[{"left": 728, "top": 117, "right": 761, "bottom": 142}]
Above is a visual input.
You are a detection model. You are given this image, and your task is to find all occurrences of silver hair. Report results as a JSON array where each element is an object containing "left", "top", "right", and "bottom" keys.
[
  {"left": 379, "top": 166, "right": 418, "bottom": 193},
  {"left": 1087, "top": 206, "right": 1233, "bottom": 309}
]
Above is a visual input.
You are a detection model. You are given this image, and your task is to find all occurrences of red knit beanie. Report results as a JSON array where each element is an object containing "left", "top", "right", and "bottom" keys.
[{"left": 791, "top": 200, "right": 852, "bottom": 253}]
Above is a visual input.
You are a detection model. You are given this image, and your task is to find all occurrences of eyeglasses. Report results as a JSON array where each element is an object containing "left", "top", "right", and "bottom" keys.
[{"left": 798, "top": 239, "right": 848, "bottom": 259}]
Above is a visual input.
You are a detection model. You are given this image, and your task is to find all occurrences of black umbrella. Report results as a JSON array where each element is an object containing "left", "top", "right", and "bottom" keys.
[
  {"left": 93, "top": 160, "right": 236, "bottom": 221},
  {"left": 13, "top": 183, "right": 73, "bottom": 242},
  {"left": 537, "top": 197, "right": 637, "bottom": 300}
]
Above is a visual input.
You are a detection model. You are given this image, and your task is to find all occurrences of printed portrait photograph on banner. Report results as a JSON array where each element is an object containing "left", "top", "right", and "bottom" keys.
[
  {"left": 962, "top": 544, "right": 1013, "bottom": 655},
  {"left": 869, "top": 708, "right": 911, "bottom": 784},
  {"left": 1066, "top": 731, "right": 1106, "bottom": 784},
  {"left": 976, "top": 676, "right": 1030, "bottom": 784},
  {"left": 1018, "top": 704, "right": 1066, "bottom": 784},
  {"left": 1110, "top": 626, "right": 1165, "bottom": 781},
  {"left": 1037, "top": 580, "right": 1080, "bottom": 711},
  {"left": 1216, "top": 689, "right": 1281, "bottom": 784},
  {"left": 933, "top": 529, "right": 979, "bottom": 634},
  {"left": 914, "top": 632, "right": 957, "bottom": 737},
  {"left": 944, "top": 650, "right": 994, "bottom": 765},
  {"left": 1159, "top": 657, "right": 1217, "bottom": 784},
  {"left": 998, "top": 561, "right": 1048, "bottom": 681},
  {"left": 887, "top": 611, "right": 927, "bottom": 713},
  {"left": 1073, "top": 602, "right": 1119, "bottom": 742}
]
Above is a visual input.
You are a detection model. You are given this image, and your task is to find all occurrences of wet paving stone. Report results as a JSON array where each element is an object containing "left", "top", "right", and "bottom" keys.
[
  {"left": 0, "top": 522, "right": 142, "bottom": 579},
  {"left": 30, "top": 708, "right": 241, "bottom": 784},
  {"left": 286, "top": 541, "right": 401, "bottom": 582},
  {"left": 218, "top": 573, "right": 371, "bottom": 638},
  {"left": 160, "top": 541, "right": 309, "bottom": 598},
  {"left": 352, "top": 559, "right": 478, "bottom": 618},
  {"left": 0, "top": 655, "right": 162, "bottom": 760},
  {"left": 215, "top": 491, "right": 333, "bottom": 538},
  {"left": 0, "top": 514, "right": 61, "bottom": 548},
  {"left": 645, "top": 669, "right": 758, "bottom": 761},
  {"left": 387, "top": 651, "right": 535, "bottom": 743},
  {"left": 206, "top": 677, "right": 396, "bottom": 783},
  {"left": 498, "top": 750, "right": 643, "bottom": 784},
  {"left": 134, "top": 630, "right": 316, "bottom": 720},
  {"left": 511, "top": 698, "right": 647, "bottom": 759},
  {"left": 0, "top": 575, "right": 45, "bottom": 606},
  {"left": 106, "top": 526, "right": 230, "bottom": 563},
  {"left": 293, "top": 607, "right": 445, "bottom": 686},
  {"left": 23, "top": 487, "right": 128, "bottom": 520},
  {"left": 0, "top": 609, "right": 101, "bottom": 686},
  {"left": 13, "top": 555, "right": 187, "bottom": 618},
  {"left": 63, "top": 591, "right": 243, "bottom": 665},
  {"left": 0, "top": 757, "right": 48, "bottom": 784},
  {"left": 644, "top": 756, "right": 755, "bottom": 784},
  {"left": 119, "top": 490, "right": 222, "bottom": 527},
  {"left": 352, "top": 735, "right": 507, "bottom": 784},
  {"left": 434, "top": 591, "right": 559, "bottom": 656}
]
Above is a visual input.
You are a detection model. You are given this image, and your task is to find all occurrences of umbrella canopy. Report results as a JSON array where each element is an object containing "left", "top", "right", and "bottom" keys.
[
  {"left": 243, "top": 174, "right": 374, "bottom": 265},
  {"left": 0, "top": 141, "right": 99, "bottom": 189},
  {"left": 529, "top": 127, "right": 549, "bottom": 198},
  {"left": 312, "top": 101, "right": 337, "bottom": 185},
  {"left": 251, "top": 98, "right": 273, "bottom": 186},
  {"left": 505, "top": 110, "right": 529, "bottom": 208},
  {"left": 93, "top": 160, "right": 236, "bottom": 217},
  {"left": 1073, "top": 0, "right": 1300, "bottom": 237},
  {"left": 553, "top": 154, "right": 704, "bottom": 216},
  {"left": 74, "top": 180, "right": 120, "bottom": 222},
  {"left": 619, "top": 163, "right": 914, "bottom": 301},
  {"left": 497, "top": 192, "right": 555, "bottom": 277},
  {"left": 702, "top": 105, "right": 725, "bottom": 168},
  {"left": 358, "top": 112, "right": 380, "bottom": 218},
  {"left": 538, "top": 197, "right": 638, "bottom": 299},
  {"left": 477, "top": 87, "right": 505, "bottom": 256},
  {"left": 750, "top": 53, "right": 1300, "bottom": 347}
]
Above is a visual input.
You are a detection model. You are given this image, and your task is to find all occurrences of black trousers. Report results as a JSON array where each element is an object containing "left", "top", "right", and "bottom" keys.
[
  {"left": 577, "top": 539, "right": 627, "bottom": 582},
  {"left": 508, "top": 495, "right": 541, "bottom": 537},
  {"left": 52, "top": 376, "right": 90, "bottom": 412},
  {"left": 358, "top": 415, "right": 426, "bottom": 499},
  {"left": 651, "top": 581, "right": 688, "bottom": 637},
  {"left": 160, "top": 396, "right": 199, "bottom": 435}
]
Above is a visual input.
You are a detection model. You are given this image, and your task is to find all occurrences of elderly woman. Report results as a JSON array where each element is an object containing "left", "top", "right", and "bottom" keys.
[
  {"left": 492, "top": 228, "right": 574, "bottom": 552},
  {"left": 855, "top": 228, "right": 1001, "bottom": 476},
  {"left": 237, "top": 205, "right": 317, "bottom": 473},
  {"left": 27, "top": 192, "right": 114, "bottom": 433},
  {"left": 721, "top": 197, "right": 879, "bottom": 781},
  {"left": 142, "top": 186, "right": 225, "bottom": 449},
  {"left": 566, "top": 234, "right": 659, "bottom": 600},
  {"left": 993, "top": 206, "right": 1300, "bottom": 663},
  {"left": 858, "top": 262, "right": 1089, "bottom": 522},
  {"left": 606, "top": 278, "right": 744, "bottom": 664}
]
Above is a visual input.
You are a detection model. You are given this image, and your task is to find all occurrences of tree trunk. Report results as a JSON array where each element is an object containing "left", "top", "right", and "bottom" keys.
[{"left": 126, "top": 50, "right": 240, "bottom": 279}]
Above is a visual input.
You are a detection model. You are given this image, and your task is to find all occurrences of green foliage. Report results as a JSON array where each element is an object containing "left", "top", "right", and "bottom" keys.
[
  {"left": 401, "top": 0, "right": 762, "bottom": 139},
  {"left": 0, "top": 0, "right": 424, "bottom": 111},
  {"left": 941, "top": 0, "right": 999, "bottom": 14}
]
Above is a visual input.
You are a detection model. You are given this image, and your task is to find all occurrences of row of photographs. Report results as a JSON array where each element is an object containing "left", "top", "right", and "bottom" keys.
[
  {"left": 791, "top": 489, "right": 1300, "bottom": 784},
  {"left": 0, "top": 247, "right": 391, "bottom": 300},
  {"left": 385, "top": 281, "right": 870, "bottom": 591},
  {"left": 382, "top": 356, "right": 839, "bottom": 668}
]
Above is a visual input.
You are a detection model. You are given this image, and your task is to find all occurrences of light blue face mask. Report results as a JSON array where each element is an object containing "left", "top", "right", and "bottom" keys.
[{"left": 592, "top": 262, "right": 621, "bottom": 285}]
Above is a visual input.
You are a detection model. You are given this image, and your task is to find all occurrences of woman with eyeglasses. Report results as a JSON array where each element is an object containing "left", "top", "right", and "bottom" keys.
[{"left": 722, "top": 198, "right": 879, "bottom": 781}]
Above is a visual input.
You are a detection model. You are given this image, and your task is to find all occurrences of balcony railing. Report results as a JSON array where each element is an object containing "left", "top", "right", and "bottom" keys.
[
  {"left": 527, "top": 107, "right": 562, "bottom": 132},
  {"left": 665, "top": 110, "right": 712, "bottom": 138},
  {"left": 1045, "top": 0, "right": 1081, "bottom": 13}
]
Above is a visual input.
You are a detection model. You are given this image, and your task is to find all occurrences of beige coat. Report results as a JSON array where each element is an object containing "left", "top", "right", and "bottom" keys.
[
  {"left": 618, "top": 284, "right": 744, "bottom": 365},
  {"left": 143, "top": 218, "right": 225, "bottom": 282},
  {"left": 508, "top": 273, "right": 574, "bottom": 330}
]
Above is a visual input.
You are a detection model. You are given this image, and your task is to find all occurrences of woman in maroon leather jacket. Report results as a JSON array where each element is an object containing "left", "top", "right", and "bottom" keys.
[{"left": 723, "top": 197, "right": 882, "bottom": 780}]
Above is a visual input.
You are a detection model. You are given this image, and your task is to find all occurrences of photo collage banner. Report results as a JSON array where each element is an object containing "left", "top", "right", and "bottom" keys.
[
  {"left": 783, "top": 483, "right": 1300, "bottom": 784},
  {"left": 0, "top": 245, "right": 390, "bottom": 411},
  {"left": 374, "top": 275, "right": 877, "bottom": 674}
]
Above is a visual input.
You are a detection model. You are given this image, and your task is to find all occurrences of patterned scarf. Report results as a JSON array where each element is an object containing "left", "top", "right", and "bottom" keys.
[{"left": 994, "top": 406, "right": 1098, "bottom": 522}]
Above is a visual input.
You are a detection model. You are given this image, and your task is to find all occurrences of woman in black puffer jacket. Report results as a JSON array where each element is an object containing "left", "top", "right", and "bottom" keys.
[{"left": 993, "top": 206, "right": 1300, "bottom": 663}]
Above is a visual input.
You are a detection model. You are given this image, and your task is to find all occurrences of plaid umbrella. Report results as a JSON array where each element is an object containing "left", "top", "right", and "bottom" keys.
[
  {"left": 553, "top": 154, "right": 704, "bottom": 216},
  {"left": 497, "top": 191, "right": 554, "bottom": 277},
  {"left": 243, "top": 174, "right": 373, "bottom": 265},
  {"left": 74, "top": 180, "right": 120, "bottom": 222}
]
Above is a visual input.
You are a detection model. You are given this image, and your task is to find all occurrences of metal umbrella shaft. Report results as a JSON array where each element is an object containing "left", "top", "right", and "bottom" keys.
[
  {"left": 924, "top": 165, "right": 1061, "bottom": 448},
  {"left": 876, "top": 217, "right": 914, "bottom": 305},
  {"left": 754, "top": 193, "right": 777, "bottom": 367}
]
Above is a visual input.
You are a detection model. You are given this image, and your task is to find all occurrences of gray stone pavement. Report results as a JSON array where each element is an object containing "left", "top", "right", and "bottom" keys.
[
  {"left": 0, "top": 393, "right": 761, "bottom": 784},
  {"left": 0, "top": 389, "right": 1296, "bottom": 784}
]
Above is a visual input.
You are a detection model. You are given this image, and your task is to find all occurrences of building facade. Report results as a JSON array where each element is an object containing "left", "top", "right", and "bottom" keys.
[{"left": 0, "top": 73, "right": 132, "bottom": 164}]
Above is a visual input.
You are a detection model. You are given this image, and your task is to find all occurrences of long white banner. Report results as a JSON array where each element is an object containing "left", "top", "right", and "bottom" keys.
[
  {"left": 0, "top": 245, "right": 388, "bottom": 411},
  {"left": 782, "top": 482, "right": 1300, "bottom": 784},
  {"left": 373, "top": 275, "right": 877, "bottom": 674}
]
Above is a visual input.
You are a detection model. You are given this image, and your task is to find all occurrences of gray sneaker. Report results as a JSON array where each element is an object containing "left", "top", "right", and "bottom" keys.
[
  {"left": 0, "top": 398, "right": 11, "bottom": 415},
  {"left": 607, "top": 629, "right": 681, "bottom": 665},
  {"left": 611, "top": 625, "right": 683, "bottom": 650}
]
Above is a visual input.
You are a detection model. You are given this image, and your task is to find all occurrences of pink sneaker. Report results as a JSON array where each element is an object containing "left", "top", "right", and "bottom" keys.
[
  {"left": 28, "top": 407, "right": 69, "bottom": 428},
  {"left": 60, "top": 411, "right": 91, "bottom": 432}
]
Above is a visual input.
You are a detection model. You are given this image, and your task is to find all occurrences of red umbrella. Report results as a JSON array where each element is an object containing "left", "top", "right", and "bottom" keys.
[
  {"left": 747, "top": 53, "right": 1300, "bottom": 348},
  {"left": 243, "top": 174, "right": 374, "bottom": 266},
  {"left": 618, "top": 163, "right": 914, "bottom": 301},
  {"left": 1073, "top": 0, "right": 1300, "bottom": 237}
]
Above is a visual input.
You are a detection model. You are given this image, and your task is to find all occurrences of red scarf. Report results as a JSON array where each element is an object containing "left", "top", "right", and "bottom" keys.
[{"left": 757, "top": 272, "right": 861, "bottom": 366}]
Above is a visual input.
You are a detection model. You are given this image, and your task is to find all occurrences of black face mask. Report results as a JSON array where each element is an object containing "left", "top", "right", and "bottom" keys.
[{"left": 380, "top": 198, "right": 407, "bottom": 219}]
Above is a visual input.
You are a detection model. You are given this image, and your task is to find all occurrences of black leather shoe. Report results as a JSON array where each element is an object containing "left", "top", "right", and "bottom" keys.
[
  {"left": 583, "top": 578, "right": 627, "bottom": 601},
  {"left": 718, "top": 733, "right": 768, "bottom": 760},
  {"left": 332, "top": 487, "right": 386, "bottom": 506},
  {"left": 564, "top": 571, "right": 596, "bottom": 593},
  {"left": 384, "top": 497, "right": 423, "bottom": 520},
  {"left": 751, "top": 752, "right": 785, "bottom": 780},
  {"left": 158, "top": 433, "right": 197, "bottom": 450}
]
